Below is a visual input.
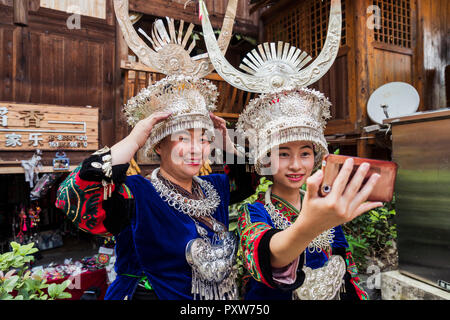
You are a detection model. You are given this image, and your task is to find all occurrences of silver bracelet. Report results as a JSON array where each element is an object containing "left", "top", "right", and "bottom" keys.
[
  {"left": 92, "top": 147, "right": 112, "bottom": 178},
  {"left": 91, "top": 147, "right": 113, "bottom": 199}
]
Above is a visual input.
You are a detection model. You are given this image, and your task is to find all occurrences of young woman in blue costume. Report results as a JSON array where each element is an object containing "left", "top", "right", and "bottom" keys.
[
  {"left": 235, "top": 88, "right": 380, "bottom": 300},
  {"left": 55, "top": 76, "right": 253, "bottom": 300},
  {"left": 198, "top": 0, "right": 380, "bottom": 300}
]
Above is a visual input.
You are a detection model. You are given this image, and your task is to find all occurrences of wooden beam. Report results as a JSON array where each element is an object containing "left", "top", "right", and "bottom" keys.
[
  {"left": 249, "top": 0, "right": 273, "bottom": 15},
  {"left": 0, "top": 165, "right": 77, "bottom": 175},
  {"left": 354, "top": 0, "right": 372, "bottom": 158},
  {"left": 213, "top": 112, "right": 240, "bottom": 119},
  {"left": 13, "top": 0, "right": 28, "bottom": 26},
  {"left": 129, "top": 0, "right": 258, "bottom": 37}
]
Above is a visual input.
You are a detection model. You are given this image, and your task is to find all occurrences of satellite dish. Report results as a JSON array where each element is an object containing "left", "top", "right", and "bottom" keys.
[{"left": 367, "top": 82, "right": 420, "bottom": 125}]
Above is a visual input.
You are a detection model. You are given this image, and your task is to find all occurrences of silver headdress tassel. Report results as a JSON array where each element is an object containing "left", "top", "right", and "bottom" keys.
[{"left": 200, "top": 0, "right": 341, "bottom": 173}]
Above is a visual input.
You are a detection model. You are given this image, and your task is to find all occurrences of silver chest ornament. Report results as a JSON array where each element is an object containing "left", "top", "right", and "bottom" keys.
[
  {"left": 264, "top": 187, "right": 347, "bottom": 300},
  {"left": 293, "top": 255, "right": 346, "bottom": 300},
  {"left": 185, "top": 223, "right": 238, "bottom": 300}
]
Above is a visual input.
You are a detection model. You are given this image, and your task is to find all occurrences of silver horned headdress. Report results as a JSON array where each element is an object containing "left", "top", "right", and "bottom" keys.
[
  {"left": 199, "top": 0, "right": 342, "bottom": 173},
  {"left": 114, "top": 0, "right": 238, "bottom": 154}
]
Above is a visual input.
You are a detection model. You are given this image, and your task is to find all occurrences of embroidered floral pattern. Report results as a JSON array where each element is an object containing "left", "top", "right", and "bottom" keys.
[
  {"left": 255, "top": 192, "right": 299, "bottom": 223},
  {"left": 55, "top": 164, "right": 134, "bottom": 237},
  {"left": 237, "top": 192, "right": 302, "bottom": 288},
  {"left": 344, "top": 249, "right": 369, "bottom": 300},
  {"left": 237, "top": 205, "right": 272, "bottom": 286}
]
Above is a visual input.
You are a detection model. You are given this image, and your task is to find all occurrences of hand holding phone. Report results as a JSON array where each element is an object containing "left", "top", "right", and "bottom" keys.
[{"left": 320, "top": 154, "right": 398, "bottom": 202}]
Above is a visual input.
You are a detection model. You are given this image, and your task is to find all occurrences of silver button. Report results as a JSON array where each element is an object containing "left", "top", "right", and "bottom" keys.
[{"left": 91, "top": 162, "right": 102, "bottom": 169}]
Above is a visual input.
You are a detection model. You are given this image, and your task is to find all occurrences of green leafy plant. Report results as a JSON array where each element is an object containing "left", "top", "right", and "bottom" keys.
[
  {"left": 343, "top": 197, "right": 397, "bottom": 271},
  {"left": 0, "top": 242, "right": 72, "bottom": 300}
]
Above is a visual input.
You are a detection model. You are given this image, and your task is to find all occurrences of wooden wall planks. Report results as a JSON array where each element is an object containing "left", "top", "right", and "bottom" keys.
[
  {"left": 129, "top": 0, "right": 259, "bottom": 37},
  {"left": 0, "top": 1, "right": 117, "bottom": 165},
  {"left": 40, "top": 0, "right": 107, "bottom": 20},
  {"left": 415, "top": 0, "right": 449, "bottom": 110}
]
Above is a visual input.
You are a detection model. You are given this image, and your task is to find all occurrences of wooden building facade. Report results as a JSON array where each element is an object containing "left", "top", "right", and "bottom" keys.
[
  {"left": 257, "top": 0, "right": 449, "bottom": 159},
  {"left": 0, "top": 0, "right": 260, "bottom": 175},
  {"left": 0, "top": 0, "right": 448, "bottom": 171}
]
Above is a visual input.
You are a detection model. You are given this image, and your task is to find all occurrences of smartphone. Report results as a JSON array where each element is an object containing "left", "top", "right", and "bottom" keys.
[{"left": 319, "top": 154, "right": 398, "bottom": 202}]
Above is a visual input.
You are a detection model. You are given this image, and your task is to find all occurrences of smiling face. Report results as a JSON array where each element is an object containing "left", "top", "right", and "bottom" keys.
[
  {"left": 155, "top": 128, "right": 211, "bottom": 180},
  {"left": 268, "top": 141, "right": 316, "bottom": 192}
]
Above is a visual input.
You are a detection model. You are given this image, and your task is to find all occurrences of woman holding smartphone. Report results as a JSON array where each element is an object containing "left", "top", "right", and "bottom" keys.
[
  {"left": 235, "top": 88, "right": 382, "bottom": 300},
  {"left": 199, "top": 0, "right": 377, "bottom": 300}
]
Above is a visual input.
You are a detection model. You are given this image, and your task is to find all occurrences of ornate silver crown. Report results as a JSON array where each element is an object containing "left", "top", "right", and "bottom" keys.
[
  {"left": 236, "top": 87, "right": 332, "bottom": 172},
  {"left": 124, "top": 75, "right": 219, "bottom": 155},
  {"left": 113, "top": 0, "right": 238, "bottom": 152},
  {"left": 200, "top": 0, "right": 342, "bottom": 172},
  {"left": 114, "top": 0, "right": 237, "bottom": 78},
  {"left": 200, "top": 0, "right": 342, "bottom": 93}
]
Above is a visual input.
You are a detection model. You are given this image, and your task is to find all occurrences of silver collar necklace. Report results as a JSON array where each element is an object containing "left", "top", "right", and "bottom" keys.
[
  {"left": 264, "top": 186, "right": 335, "bottom": 253},
  {"left": 150, "top": 168, "right": 237, "bottom": 300},
  {"left": 151, "top": 167, "right": 221, "bottom": 218}
]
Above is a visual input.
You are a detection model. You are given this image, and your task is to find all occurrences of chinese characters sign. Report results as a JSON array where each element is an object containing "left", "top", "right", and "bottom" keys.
[{"left": 0, "top": 103, "right": 98, "bottom": 151}]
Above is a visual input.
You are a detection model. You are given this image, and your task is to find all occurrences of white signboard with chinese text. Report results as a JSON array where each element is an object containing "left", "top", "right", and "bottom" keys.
[{"left": 0, "top": 102, "right": 98, "bottom": 151}]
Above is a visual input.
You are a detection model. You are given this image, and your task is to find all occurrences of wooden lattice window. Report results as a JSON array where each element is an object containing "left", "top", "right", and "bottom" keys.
[
  {"left": 265, "top": 0, "right": 346, "bottom": 58},
  {"left": 373, "top": 0, "right": 411, "bottom": 48}
]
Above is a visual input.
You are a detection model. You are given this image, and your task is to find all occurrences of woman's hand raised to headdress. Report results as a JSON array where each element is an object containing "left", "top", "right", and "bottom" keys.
[
  {"left": 209, "top": 113, "right": 235, "bottom": 155},
  {"left": 111, "top": 112, "right": 172, "bottom": 165},
  {"left": 129, "top": 112, "right": 172, "bottom": 149}
]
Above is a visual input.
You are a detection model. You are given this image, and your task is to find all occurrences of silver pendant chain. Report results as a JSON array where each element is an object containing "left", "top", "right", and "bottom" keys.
[
  {"left": 151, "top": 167, "right": 221, "bottom": 218},
  {"left": 264, "top": 186, "right": 334, "bottom": 253}
]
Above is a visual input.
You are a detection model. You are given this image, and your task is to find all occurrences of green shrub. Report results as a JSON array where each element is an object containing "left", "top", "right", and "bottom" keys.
[
  {"left": 343, "top": 196, "right": 397, "bottom": 271},
  {"left": 0, "top": 242, "right": 71, "bottom": 300}
]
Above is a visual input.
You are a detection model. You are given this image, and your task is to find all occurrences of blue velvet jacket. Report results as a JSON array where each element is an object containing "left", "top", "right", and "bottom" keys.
[
  {"left": 107, "top": 174, "right": 231, "bottom": 300},
  {"left": 55, "top": 152, "right": 253, "bottom": 300}
]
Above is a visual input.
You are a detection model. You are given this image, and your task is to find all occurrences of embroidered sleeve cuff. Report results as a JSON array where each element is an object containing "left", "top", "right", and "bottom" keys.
[
  {"left": 80, "top": 154, "right": 129, "bottom": 183},
  {"left": 257, "top": 229, "right": 306, "bottom": 290},
  {"left": 102, "top": 186, "right": 135, "bottom": 235},
  {"left": 272, "top": 256, "right": 300, "bottom": 285}
]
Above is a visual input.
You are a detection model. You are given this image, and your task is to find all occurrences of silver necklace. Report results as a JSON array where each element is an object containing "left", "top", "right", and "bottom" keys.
[
  {"left": 151, "top": 167, "right": 221, "bottom": 217},
  {"left": 264, "top": 186, "right": 335, "bottom": 253},
  {"left": 150, "top": 168, "right": 237, "bottom": 300}
]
